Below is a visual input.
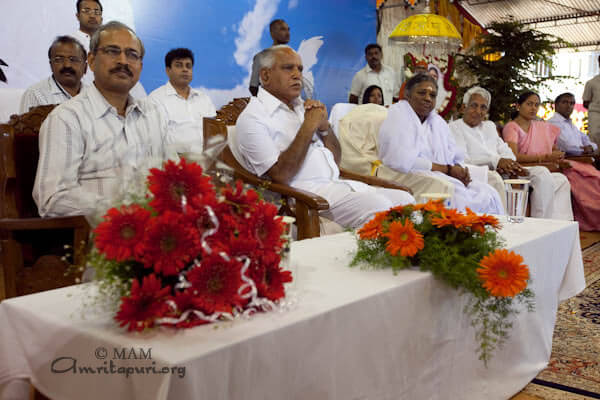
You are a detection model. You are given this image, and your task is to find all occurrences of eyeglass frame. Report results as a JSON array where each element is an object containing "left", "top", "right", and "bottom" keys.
[
  {"left": 79, "top": 7, "right": 102, "bottom": 15},
  {"left": 96, "top": 46, "right": 142, "bottom": 63},
  {"left": 50, "top": 56, "right": 85, "bottom": 65}
]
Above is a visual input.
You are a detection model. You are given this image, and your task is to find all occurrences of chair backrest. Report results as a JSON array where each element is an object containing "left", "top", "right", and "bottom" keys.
[{"left": 0, "top": 104, "right": 56, "bottom": 218}]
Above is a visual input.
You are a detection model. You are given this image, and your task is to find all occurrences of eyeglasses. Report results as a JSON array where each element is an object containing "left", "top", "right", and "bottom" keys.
[
  {"left": 80, "top": 8, "right": 102, "bottom": 15},
  {"left": 51, "top": 56, "right": 84, "bottom": 64},
  {"left": 97, "top": 46, "right": 142, "bottom": 62}
]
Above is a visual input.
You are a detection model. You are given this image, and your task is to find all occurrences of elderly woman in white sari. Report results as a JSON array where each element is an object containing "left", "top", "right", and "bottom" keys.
[{"left": 378, "top": 74, "right": 504, "bottom": 214}]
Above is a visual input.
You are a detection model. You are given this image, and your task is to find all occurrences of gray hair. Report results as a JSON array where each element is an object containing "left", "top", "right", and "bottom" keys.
[
  {"left": 257, "top": 45, "right": 295, "bottom": 85},
  {"left": 90, "top": 21, "right": 145, "bottom": 58},
  {"left": 463, "top": 86, "right": 491, "bottom": 108}
]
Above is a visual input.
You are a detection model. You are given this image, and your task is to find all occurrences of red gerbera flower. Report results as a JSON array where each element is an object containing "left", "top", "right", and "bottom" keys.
[
  {"left": 167, "top": 290, "right": 211, "bottom": 329},
  {"left": 247, "top": 201, "right": 284, "bottom": 249},
  {"left": 141, "top": 211, "right": 201, "bottom": 276},
  {"left": 187, "top": 254, "right": 245, "bottom": 314},
  {"left": 114, "top": 274, "right": 171, "bottom": 332},
  {"left": 220, "top": 181, "right": 259, "bottom": 216},
  {"left": 250, "top": 252, "right": 292, "bottom": 301},
  {"left": 94, "top": 204, "right": 150, "bottom": 261},
  {"left": 148, "top": 158, "right": 214, "bottom": 213}
]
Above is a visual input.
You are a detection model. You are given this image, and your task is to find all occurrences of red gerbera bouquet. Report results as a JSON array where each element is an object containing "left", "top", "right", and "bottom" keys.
[
  {"left": 91, "top": 158, "right": 292, "bottom": 332},
  {"left": 351, "top": 200, "right": 534, "bottom": 364}
]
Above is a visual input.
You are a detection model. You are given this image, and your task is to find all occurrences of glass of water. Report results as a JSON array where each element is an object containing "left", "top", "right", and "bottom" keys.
[
  {"left": 280, "top": 216, "right": 297, "bottom": 287},
  {"left": 504, "top": 179, "right": 530, "bottom": 223}
]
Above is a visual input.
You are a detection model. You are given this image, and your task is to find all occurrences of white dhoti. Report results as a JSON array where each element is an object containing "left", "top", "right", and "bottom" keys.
[
  {"left": 296, "top": 179, "right": 415, "bottom": 229},
  {"left": 525, "top": 166, "right": 573, "bottom": 220}
]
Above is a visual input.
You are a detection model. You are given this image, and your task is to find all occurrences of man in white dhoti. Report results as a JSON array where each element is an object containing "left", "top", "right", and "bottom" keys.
[
  {"left": 450, "top": 86, "right": 573, "bottom": 220},
  {"left": 233, "top": 45, "right": 414, "bottom": 229},
  {"left": 378, "top": 74, "right": 504, "bottom": 214}
]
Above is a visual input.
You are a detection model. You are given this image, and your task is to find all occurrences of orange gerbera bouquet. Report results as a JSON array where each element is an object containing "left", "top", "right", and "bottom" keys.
[{"left": 351, "top": 200, "right": 534, "bottom": 364}]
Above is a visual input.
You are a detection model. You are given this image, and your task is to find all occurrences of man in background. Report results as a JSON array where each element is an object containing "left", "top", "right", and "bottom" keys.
[
  {"left": 249, "top": 19, "right": 290, "bottom": 97},
  {"left": 69, "top": 0, "right": 146, "bottom": 98},
  {"left": 34, "top": 21, "right": 173, "bottom": 217},
  {"left": 149, "top": 48, "right": 216, "bottom": 153},
  {"left": 349, "top": 44, "right": 399, "bottom": 106},
  {"left": 583, "top": 55, "right": 600, "bottom": 147},
  {"left": 19, "top": 36, "right": 87, "bottom": 113},
  {"left": 550, "top": 92, "right": 599, "bottom": 157}
]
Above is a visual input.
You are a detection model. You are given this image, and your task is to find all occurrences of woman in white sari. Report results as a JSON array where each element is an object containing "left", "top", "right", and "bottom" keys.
[{"left": 378, "top": 74, "right": 504, "bottom": 214}]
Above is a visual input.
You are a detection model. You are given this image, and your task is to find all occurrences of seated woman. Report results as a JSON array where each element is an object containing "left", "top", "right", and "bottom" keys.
[
  {"left": 362, "top": 85, "right": 384, "bottom": 106},
  {"left": 503, "top": 91, "right": 600, "bottom": 230},
  {"left": 377, "top": 73, "right": 504, "bottom": 214}
]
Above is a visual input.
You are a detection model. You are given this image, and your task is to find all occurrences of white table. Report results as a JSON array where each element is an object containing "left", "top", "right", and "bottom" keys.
[{"left": 0, "top": 217, "right": 585, "bottom": 400}]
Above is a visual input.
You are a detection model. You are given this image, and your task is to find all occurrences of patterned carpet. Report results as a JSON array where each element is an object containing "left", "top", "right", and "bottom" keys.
[{"left": 521, "top": 242, "right": 600, "bottom": 399}]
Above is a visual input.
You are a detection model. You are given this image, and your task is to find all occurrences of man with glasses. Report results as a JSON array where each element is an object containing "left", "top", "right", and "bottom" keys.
[
  {"left": 19, "top": 36, "right": 87, "bottom": 113},
  {"left": 34, "top": 21, "right": 175, "bottom": 217},
  {"left": 70, "top": 0, "right": 103, "bottom": 54}
]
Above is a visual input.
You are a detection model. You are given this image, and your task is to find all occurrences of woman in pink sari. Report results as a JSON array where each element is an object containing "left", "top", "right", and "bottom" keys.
[{"left": 503, "top": 91, "right": 600, "bottom": 231}]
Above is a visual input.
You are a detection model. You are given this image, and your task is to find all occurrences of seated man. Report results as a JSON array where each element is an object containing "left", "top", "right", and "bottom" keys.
[
  {"left": 233, "top": 45, "right": 414, "bottom": 229},
  {"left": 19, "top": 36, "right": 87, "bottom": 113},
  {"left": 378, "top": 74, "right": 504, "bottom": 214},
  {"left": 449, "top": 86, "right": 573, "bottom": 220},
  {"left": 548, "top": 92, "right": 599, "bottom": 157},
  {"left": 33, "top": 21, "right": 174, "bottom": 217},
  {"left": 149, "top": 47, "right": 216, "bottom": 153}
]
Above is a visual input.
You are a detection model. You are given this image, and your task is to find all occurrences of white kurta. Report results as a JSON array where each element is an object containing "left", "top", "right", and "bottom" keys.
[
  {"left": 233, "top": 88, "right": 414, "bottom": 228},
  {"left": 349, "top": 64, "right": 399, "bottom": 106},
  {"left": 378, "top": 101, "right": 504, "bottom": 214},
  {"left": 449, "top": 118, "right": 573, "bottom": 220}
]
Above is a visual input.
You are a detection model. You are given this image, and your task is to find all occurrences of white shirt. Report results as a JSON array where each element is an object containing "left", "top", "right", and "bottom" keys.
[
  {"left": 349, "top": 64, "right": 399, "bottom": 106},
  {"left": 449, "top": 119, "right": 515, "bottom": 169},
  {"left": 234, "top": 87, "right": 369, "bottom": 198},
  {"left": 149, "top": 81, "right": 216, "bottom": 152},
  {"left": 33, "top": 84, "right": 173, "bottom": 217},
  {"left": 19, "top": 76, "right": 84, "bottom": 113},
  {"left": 69, "top": 29, "right": 91, "bottom": 52},
  {"left": 548, "top": 112, "right": 598, "bottom": 155}
]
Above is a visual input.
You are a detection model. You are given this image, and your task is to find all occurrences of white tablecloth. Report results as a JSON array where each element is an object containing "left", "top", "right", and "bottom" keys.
[{"left": 0, "top": 217, "right": 585, "bottom": 400}]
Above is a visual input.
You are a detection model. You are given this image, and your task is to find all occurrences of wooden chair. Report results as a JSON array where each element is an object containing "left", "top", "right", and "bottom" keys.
[
  {"left": 204, "top": 98, "right": 412, "bottom": 240},
  {"left": 0, "top": 105, "right": 89, "bottom": 300}
]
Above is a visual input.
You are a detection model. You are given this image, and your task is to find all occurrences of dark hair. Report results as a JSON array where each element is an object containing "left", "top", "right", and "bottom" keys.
[
  {"left": 405, "top": 73, "right": 437, "bottom": 96},
  {"left": 269, "top": 19, "right": 286, "bottom": 32},
  {"left": 48, "top": 35, "right": 87, "bottom": 60},
  {"left": 165, "top": 48, "right": 194, "bottom": 68},
  {"left": 510, "top": 91, "right": 540, "bottom": 119},
  {"left": 362, "top": 85, "right": 384, "bottom": 105},
  {"left": 76, "top": 0, "right": 103, "bottom": 13},
  {"left": 364, "top": 43, "right": 382, "bottom": 55},
  {"left": 555, "top": 92, "right": 575, "bottom": 104}
]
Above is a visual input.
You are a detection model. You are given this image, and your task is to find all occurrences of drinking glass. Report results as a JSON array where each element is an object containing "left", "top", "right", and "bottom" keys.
[{"left": 504, "top": 179, "right": 530, "bottom": 223}]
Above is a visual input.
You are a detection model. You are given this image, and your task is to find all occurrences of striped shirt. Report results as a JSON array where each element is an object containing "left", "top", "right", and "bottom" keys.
[
  {"left": 19, "top": 76, "right": 83, "bottom": 113},
  {"left": 33, "top": 84, "right": 174, "bottom": 217}
]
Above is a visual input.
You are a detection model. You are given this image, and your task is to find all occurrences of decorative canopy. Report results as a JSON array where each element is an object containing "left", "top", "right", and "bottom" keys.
[{"left": 389, "top": 12, "right": 462, "bottom": 46}]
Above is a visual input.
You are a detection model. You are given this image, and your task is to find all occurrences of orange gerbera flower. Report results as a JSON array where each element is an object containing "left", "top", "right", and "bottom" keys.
[
  {"left": 431, "top": 208, "right": 462, "bottom": 228},
  {"left": 358, "top": 211, "right": 389, "bottom": 239},
  {"left": 477, "top": 213, "right": 501, "bottom": 230},
  {"left": 414, "top": 199, "right": 446, "bottom": 213},
  {"left": 477, "top": 249, "right": 529, "bottom": 297},
  {"left": 382, "top": 219, "right": 424, "bottom": 257}
]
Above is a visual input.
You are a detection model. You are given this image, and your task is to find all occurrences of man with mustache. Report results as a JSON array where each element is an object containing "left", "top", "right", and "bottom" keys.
[
  {"left": 349, "top": 43, "right": 399, "bottom": 106},
  {"left": 69, "top": 0, "right": 146, "bottom": 98},
  {"left": 149, "top": 48, "right": 216, "bottom": 153},
  {"left": 34, "top": 21, "right": 174, "bottom": 217},
  {"left": 19, "top": 36, "right": 87, "bottom": 113},
  {"left": 233, "top": 45, "right": 414, "bottom": 230}
]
